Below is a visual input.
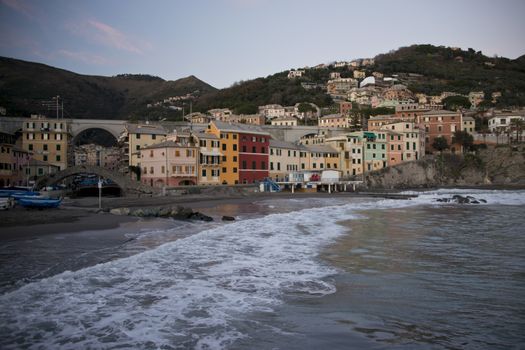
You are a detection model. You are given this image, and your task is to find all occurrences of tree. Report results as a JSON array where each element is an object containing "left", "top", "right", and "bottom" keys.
[
  {"left": 432, "top": 136, "right": 449, "bottom": 153},
  {"left": 442, "top": 96, "right": 471, "bottom": 111},
  {"left": 452, "top": 130, "right": 474, "bottom": 152},
  {"left": 297, "top": 102, "right": 317, "bottom": 114}
]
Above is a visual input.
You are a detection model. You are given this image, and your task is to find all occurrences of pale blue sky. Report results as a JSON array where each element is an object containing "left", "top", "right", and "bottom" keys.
[{"left": 1, "top": 0, "right": 524, "bottom": 88}]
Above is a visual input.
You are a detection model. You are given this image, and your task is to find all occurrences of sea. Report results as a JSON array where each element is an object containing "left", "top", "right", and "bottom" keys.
[{"left": 0, "top": 189, "right": 524, "bottom": 349}]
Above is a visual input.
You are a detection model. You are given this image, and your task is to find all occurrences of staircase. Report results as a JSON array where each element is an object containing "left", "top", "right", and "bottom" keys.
[{"left": 262, "top": 178, "right": 281, "bottom": 192}]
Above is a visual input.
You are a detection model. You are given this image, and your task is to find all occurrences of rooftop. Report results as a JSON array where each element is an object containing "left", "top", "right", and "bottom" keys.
[
  {"left": 126, "top": 123, "right": 167, "bottom": 135},
  {"left": 306, "top": 144, "right": 338, "bottom": 154},
  {"left": 141, "top": 140, "right": 196, "bottom": 150},
  {"left": 211, "top": 120, "right": 270, "bottom": 136},
  {"left": 421, "top": 110, "right": 461, "bottom": 116},
  {"left": 269, "top": 139, "right": 302, "bottom": 150}
]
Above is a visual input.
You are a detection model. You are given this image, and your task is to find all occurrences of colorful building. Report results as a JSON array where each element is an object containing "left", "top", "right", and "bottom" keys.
[
  {"left": 0, "top": 132, "right": 32, "bottom": 187},
  {"left": 304, "top": 145, "right": 340, "bottom": 171},
  {"left": 122, "top": 123, "right": 167, "bottom": 167},
  {"left": 207, "top": 121, "right": 270, "bottom": 185},
  {"left": 21, "top": 115, "right": 69, "bottom": 170},
  {"left": 269, "top": 139, "right": 302, "bottom": 181},
  {"left": 363, "top": 131, "right": 387, "bottom": 172},
  {"left": 194, "top": 132, "right": 221, "bottom": 185},
  {"left": 418, "top": 110, "right": 462, "bottom": 153},
  {"left": 139, "top": 140, "right": 198, "bottom": 187}
]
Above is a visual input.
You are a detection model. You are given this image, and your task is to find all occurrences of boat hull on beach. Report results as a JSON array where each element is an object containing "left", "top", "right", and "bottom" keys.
[{"left": 16, "top": 198, "right": 62, "bottom": 209}]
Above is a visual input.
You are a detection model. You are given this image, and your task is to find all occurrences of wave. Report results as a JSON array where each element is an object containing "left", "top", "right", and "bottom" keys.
[{"left": 0, "top": 189, "right": 523, "bottom": 349}]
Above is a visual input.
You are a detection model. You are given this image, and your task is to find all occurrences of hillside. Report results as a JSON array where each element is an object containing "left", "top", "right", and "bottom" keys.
[
  {"left": 1, "top": 44, "right": 525, "bottom": 120},
  {"left": 0, "top": 57, "right": 217, "bottom": 119},
  {"left": 373, "top": 45, "right": 525, "bottom": 106}
]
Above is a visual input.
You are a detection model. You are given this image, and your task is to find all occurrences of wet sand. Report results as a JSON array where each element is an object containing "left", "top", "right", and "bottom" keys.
[{"left": 0, "top": 192, "right": 358, "bottom": 240}]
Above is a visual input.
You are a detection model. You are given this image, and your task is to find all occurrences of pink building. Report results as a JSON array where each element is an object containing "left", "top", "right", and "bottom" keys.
[
  {"left": 386, "top": 132, "right": 404, "bottom": 166},
  {"left": 140, "top": 140, "right": 198, "bottom": 187}
]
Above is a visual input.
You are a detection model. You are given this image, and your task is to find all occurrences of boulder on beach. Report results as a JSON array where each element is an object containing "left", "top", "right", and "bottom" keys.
[
  {"left": 222, "top": 216, "right": 235, "bottom": 221},
  {"left": 437, "top": 195, "right": 486, "bottom": 204},
  {"left": 110, "top": 207, "right": 131, "bottom": 216}
]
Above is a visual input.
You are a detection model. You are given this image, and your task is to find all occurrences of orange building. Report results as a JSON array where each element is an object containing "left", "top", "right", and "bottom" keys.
[{"left": 418, "top": 110, "right": 462, "bottom": 154}]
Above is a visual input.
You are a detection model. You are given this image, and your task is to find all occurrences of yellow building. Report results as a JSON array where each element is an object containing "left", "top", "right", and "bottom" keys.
[
  {"left": 305, "top": 145, "right": 340, "bottom": 171},
  {"left": 206, "top": 121, "right": 240, "bottom": 185},
  {"left": 123, "top": 123, "right": 167, "bottom": 167},
  {"left": 21, "top": 115, "right": 69, "bottom": 170},
  {"left": 462, "top": 116, "right": 475, "bottom": 133}
]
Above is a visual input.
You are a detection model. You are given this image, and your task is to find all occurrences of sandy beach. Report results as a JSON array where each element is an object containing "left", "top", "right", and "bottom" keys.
[{"left": 0, "top": 192, "right": 360, "bottom": 240}]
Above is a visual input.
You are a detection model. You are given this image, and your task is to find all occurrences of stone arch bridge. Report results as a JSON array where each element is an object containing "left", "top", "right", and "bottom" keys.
[{"left": 36, "top": 165, "right": 157, "bottom": 195}]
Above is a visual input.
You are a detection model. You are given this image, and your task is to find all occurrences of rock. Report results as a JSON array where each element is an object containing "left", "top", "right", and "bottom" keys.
[
  {"left": 110, "top": 207, "right": 131, "bottom": 216},
  {"left": 190, "top": 212, "right": 213, "bottom": 222},
  {"left": 158, "top": 206, "right": 172, "bottom": 217},
  {"left": 131, "top": 208, "right": 145, "bottom": 217},
  {"left": 222, "top": 216, "right": 235, "bottom": 221},
  {"left": 470, "top": 200, "right": 480, "bottom": 204},
  {"left": 479, "top": 199, "right": 487, "bottom": 203},
  {"left": 171, "top": 206, "right": 194, "bottom": 220}
]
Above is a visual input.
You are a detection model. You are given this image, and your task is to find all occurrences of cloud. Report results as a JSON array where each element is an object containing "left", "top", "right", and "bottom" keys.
[
  {"left": 57, "top": 49, "right": 112, "bottom": 65},
  {"left": 1, "top": 0, "right": 34, "bottom": 19},
  {"left": 67, "top": 19, "right": 150, "bottom": 54}
]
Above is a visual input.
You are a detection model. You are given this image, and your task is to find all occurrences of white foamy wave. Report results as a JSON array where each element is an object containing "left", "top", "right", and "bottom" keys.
[
  {"left": 0, "top": 203, "right": 357, "bottom": 349},
  {"left": 400, "top": 188, "right": 525, "bottom": 206}
]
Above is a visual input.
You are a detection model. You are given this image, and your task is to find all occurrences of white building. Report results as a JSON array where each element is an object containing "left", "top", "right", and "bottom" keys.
[{"left": 488, "top": 113, "right": 524, "bottom": 132}]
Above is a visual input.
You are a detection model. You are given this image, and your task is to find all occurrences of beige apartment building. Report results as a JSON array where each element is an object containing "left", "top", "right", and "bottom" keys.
[
  {"left": 122, "top": 123, "right": 167, "bottom": 167},
  {"left": 319, "top": 114, "right": 349, "bottom": 128},
  {"left": 269, "top": 139, "right": 302, "bottom": 181},
  {"left": 194, "top": 132, "right": 221, "bottom": 185},
  {"left": 21, "top": 115, "right": 69, "bottom": 170}
]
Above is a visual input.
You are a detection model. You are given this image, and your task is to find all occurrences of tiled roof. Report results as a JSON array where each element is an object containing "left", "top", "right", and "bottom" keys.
[
  {"left": 211, "top": 120, "right": 270, "bottom": 136},
  {"left": 421, "top": 110, "right": 461, "bottom": 116},
  {"left": 141, "top": 140, "right": 195, "bottom": 150},
  {"left": 194, "top": 132, "right": 219, "bottom": 140},
  {"left": 126, "top": 123, "right": 167, "bottom": 135},
  {"left": 306, "top": 145, "right": 338, "bottom": 153},
  {"left": 269, "top": 139, "right": 302, "bottom": 150}
]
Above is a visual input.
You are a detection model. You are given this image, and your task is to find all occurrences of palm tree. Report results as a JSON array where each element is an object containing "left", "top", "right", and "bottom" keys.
[{"left": 494, "top": 127, "right": 501, "bottom": 145}]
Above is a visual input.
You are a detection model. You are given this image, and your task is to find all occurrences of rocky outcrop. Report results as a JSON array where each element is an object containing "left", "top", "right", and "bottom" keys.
[
  {"left": 365, "top": 145, "right": 525, "bottom": 189},
  {"left": 436, "top": 195, "right": 487, "bottom": 204},
  {"left": 110, "top": 205, "right": 213, "bottom": 221}
]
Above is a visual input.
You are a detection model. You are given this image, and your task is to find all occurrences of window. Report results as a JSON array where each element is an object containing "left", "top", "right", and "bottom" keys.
[
  {"left": 252, "top": 146, "right": 256, "bottom": 153},
  {"left": 202, "top": 169, "right": 206, "bottom": 177},
  {"left": 233, "top": 134, "right": 237, "bottom": 140},
  {"left": 233, "top": 167, "right": 237, "bottom": 173},
  {"left": 233, "top": 144, "right": 237, "bottom": 151},
  {"left": 150, "top": 167, "right": 154, "bottom": 174},
  {"left": 38, "top": 168, "right": 44, "bottom": 175},
  {"left": 262, "top": 147, "right": 266, "bottom": 154},
  {"left": 43, "top": 144, "right": 48, "bottom": 151},
  {"left": 161, "top": 166, "right": 165, "bottom": 174},
  {"left": 222, "top": 156, "right": 227, "bottom": 162},
  {"left": 56, "top": 144, "right": 61, "bottom": 151},
  {"left": 242, "top": 160, "right": 247, "bottom": 169},
  {"left": 136, "top": 145, "right": 140, "bottom": 151},
  {"left": 222, "top": 144, "right": 226, "bottom": 151},
  {"left": 56, "top": 155, "right": 61, "bottom": 162},
  {"left": 233, "top": 156, "right": 237, "bottom": 162},
  {"left": 152, "top": 134, "right": 156, "bottom": 140},
  {"left": 252, "top": 161, "right": 256, "bottom": 169},
  {"left": 43, "top": 155, "right": 48, "bottom": 161},
  {"left": 28, "top": 144, "right": 33, "bottom": 151},
  {"left": 136, "top": 134, "right": 141, "bottom": 139},
  {"left": 222, "top": 167, "right": 227, "bottom": 173}
]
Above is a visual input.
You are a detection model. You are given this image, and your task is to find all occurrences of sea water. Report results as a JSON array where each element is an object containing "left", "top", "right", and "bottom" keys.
[{"left": 0, "top": 189, "right": 524, "bottom": 349}]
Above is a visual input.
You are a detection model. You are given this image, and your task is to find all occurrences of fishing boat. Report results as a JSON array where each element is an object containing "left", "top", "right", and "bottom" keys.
[
  {"left": 16, "top": 197, "right": 62, "bottom": 209},
  {"left": 10, "top": 193, "right": 43, "bottom": 200}
]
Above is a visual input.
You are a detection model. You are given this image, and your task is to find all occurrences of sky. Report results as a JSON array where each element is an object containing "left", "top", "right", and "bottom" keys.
[{"left": 1, "top": 0, "right": 524, "bottom": 88}]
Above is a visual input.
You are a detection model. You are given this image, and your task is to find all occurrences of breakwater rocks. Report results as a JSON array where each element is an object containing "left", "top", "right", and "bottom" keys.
[
  {"left": 436, "top": 195, "right": 487, "bottom": 204},
  {"left": 110, "top": 205, "right": 214, "bottom": 221}
]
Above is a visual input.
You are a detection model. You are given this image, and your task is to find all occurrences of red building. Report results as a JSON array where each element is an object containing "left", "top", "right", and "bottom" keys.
[{"left": 239, "top": 131, "right": 270, "bottom": 184}]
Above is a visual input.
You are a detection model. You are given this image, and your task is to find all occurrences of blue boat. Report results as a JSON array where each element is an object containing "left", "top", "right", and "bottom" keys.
[
  {"left": 0, "top": 188, "right": 39, "bottom": 198},
  {"left": 16, "top": 198, "right": 62, "bottom": 209}
]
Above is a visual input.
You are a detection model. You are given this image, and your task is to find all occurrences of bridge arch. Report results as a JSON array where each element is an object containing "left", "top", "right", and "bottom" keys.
[
  {"left": 36, "top": 165, "right": 157, "bottom": 195},
  {"left": 72, "top": 127, "right": 120, "bottom": 146}
]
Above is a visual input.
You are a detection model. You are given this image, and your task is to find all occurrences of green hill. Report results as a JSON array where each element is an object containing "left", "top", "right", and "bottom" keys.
[
  {"left": 1, "top": 44, "right": 524, "bottom": 120},
  {"left": 373, "top": 45, "right": 525, "bottom": 106},
  {"left": 0, "top": 57, "right": 217, "bottom": 119}
]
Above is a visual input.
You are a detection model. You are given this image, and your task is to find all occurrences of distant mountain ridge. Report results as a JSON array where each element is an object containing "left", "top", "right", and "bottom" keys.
[
  {"left": 0, "top": 57, "right": 217, "bottom": 119},
  {"left": 1, "top": 44, "right": 525, "bottom": 120}
]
